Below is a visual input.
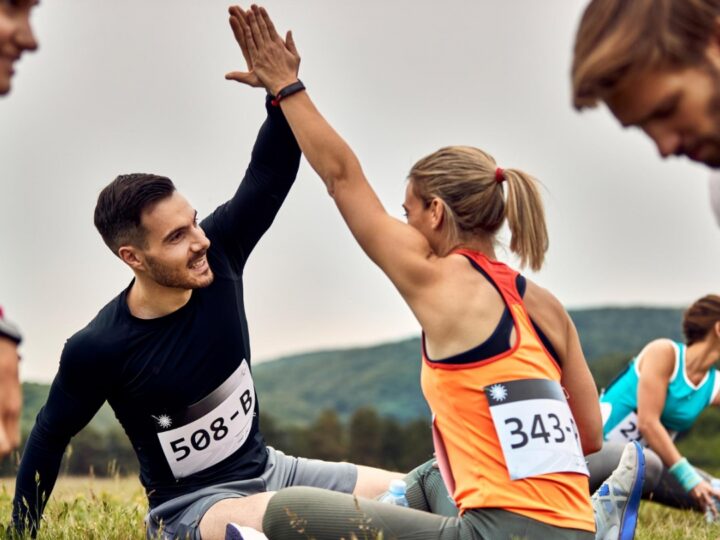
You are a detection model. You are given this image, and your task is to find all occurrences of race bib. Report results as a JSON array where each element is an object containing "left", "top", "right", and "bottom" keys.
[
  {"left": 153, "top": 360, "right": 256, "bottom": 479},
  {"left": 485, "top": 379, "right": 589, "bottom": 480},
  {"left": 605, "top": 410, "right": 676, "bottom": 446}
]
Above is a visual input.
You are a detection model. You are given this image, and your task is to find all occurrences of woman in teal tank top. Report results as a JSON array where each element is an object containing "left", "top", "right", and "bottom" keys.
[{"left": 587, "top": 295, "right": 720, "bottom": 514}]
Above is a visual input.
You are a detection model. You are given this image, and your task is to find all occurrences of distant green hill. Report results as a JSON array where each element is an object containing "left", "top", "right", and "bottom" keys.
[
  {"left": 21, "top": 306, "right": 683, "bottom": 430},
  {"left": 252, "top": 306, "right": 683, "bottom": 426}
]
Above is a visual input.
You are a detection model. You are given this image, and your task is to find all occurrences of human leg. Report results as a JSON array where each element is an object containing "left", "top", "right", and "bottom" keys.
[
  {"left": 200, "top": 447, "right": 390, "bottom": 539},
  {"left": 262, "top": 486, "right": 592, "bottom": 540},
  {"left": 403, "top": 459, "right": 459, "bottom": 517},
  {"left": 199, "top": 493, "right": 274, "bottom": 539},
  {"left": 591, "top": 442, "right": 645, "bottom": 540},
  {"left": 354, "top": 464, "right": 405, "bottom": 498},
  {"left": 587, "top": 441, "right": 663, "bottom": 497}
]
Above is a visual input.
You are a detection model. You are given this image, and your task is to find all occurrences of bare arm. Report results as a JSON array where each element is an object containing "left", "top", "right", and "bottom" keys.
[
  {"left": 637, "top": 340, "right": 718, "bottom": 511},
  {"left": 635, "top": 340, "right": 678, "bottom": 464},
  {"left": 523, "top": 282, "right": 602, "bottom": 454},
  {"left": 226, "top": 5, "right": 439, "bottom": 298}
]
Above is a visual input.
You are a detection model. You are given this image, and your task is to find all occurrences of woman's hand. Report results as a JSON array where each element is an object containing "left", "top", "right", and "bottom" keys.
[
  {"left": 690, "top": 479, "right": 720, "bottom": 516},
  {"left": 226, "top": 4, "right": 300, "bottom": 96}
]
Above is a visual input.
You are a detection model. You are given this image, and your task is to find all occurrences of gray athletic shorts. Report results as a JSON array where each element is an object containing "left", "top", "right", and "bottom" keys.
[{"left": 145, "top": 446, "right": 358, "bottom": 540}]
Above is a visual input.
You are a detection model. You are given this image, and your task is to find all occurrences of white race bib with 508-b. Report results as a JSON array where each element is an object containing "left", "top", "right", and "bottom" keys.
[
  {"left": 153, "top": 360, "right": 255, "bottom": 479},
  {"left": 485, "top": 379, "right": 589, "bottom": 480}
]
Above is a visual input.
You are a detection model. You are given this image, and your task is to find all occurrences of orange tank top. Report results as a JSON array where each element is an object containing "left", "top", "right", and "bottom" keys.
[{"left": 420, "top": 249, "right": 594, "bottom": 532}]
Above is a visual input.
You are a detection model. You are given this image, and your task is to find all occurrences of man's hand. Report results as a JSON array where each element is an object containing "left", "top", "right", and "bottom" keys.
[
  {"left": 226, "top": 6, "right": 262, "bottom": 88},
  {"left": 0, "top": 337, "right": 21, "bottom": 457},
  {"left": 225, "top": 4, "right": 300, "bottom": 96}
]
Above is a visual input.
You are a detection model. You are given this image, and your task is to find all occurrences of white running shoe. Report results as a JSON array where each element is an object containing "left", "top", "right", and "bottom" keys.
[{"left": 592, "top": 441, "right": 645, "bottom": 540}]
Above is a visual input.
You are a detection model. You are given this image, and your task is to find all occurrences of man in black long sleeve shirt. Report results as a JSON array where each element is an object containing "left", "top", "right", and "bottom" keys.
[{"left": 12, "top": 95, "right": 401, "bottom": 540}]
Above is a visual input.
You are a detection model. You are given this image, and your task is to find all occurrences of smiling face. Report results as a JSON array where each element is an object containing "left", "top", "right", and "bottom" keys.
[
  {"left": 605, "top": 59, "right": 720, "bottom": 167},
  {"left": 0, "top": 0, "right": 38, "bottom": 95},
  {"left": 125, "top": 192, "right": 214, "bottom": 291}
]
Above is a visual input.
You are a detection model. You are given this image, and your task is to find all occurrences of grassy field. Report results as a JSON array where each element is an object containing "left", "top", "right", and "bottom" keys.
[{"left": 0, "top": 476, "right": 718, "bottom": 539}]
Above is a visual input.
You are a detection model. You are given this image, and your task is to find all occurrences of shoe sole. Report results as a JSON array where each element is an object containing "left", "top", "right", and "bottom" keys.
[{"left": 618, "top": 441, "right": 645, "bottom": 540}]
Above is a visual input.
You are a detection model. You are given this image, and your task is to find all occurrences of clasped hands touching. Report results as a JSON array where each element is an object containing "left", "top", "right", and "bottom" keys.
[{"left": 226, "top": 5, "right": 300, "bottom": 99}]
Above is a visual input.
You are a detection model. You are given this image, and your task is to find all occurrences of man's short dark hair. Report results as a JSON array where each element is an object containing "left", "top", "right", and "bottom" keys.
[{"left": 94, "top": 173, "right": 176, "bottom": 255}]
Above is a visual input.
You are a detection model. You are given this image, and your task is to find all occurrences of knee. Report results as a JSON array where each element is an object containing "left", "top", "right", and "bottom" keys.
[
  {"left": 403, "top": 459, "right": 436, "bottom": 487},
  {"left": 262, "top": 487, "right": 318, "bottom": 537}
]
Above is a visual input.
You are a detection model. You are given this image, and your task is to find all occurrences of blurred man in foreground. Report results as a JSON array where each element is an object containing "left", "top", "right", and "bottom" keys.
[
  {"left": 572, "top": 0, "right": 720, "bottom": 222},
  {"left": 0, "top": 0, "right": 37, "bottom": 95}
]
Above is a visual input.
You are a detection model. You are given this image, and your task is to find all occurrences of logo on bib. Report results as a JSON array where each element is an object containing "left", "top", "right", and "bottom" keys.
[
  {"left": 488, "top": 384, "right": 508, "bottom": 402},
  {"left": 153, "top": 414, "right": 173, "bottom": 429}
]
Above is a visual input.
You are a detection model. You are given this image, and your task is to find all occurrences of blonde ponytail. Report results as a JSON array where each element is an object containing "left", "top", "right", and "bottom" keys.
[{"left": 503, "top": 169, "right": 549, "bottom": 272}]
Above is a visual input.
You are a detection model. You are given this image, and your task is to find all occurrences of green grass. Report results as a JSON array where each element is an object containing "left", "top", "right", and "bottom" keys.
[
  {"left": 0, "top": 476, "right": 717, "bottom": 539},
  {"left": 0, "top": 476, "right": 146, "bottom": 540}
]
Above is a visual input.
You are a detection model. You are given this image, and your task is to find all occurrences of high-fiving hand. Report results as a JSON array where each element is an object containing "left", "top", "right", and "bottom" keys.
[{"left": 226, "top": 5, "right": 300, "bottom": 96}]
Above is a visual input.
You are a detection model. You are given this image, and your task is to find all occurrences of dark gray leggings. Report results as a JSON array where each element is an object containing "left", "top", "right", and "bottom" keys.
[
  {"left": 262, "top": 461, "right": 593, "bottom": 540},
  {"left": 586, "top": 442, "right": 710, "bottom": 511}
]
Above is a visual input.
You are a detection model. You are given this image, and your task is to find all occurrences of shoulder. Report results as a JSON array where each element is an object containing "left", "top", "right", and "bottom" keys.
[
  {"left": 522, "top": 278, "right": 569, "bottom": 326},
  {"left": 61, "top": 294, "right": 127, "bottom": 371},
  {"left": 636, "top": 339, "right": 676, "bottom": 378}
]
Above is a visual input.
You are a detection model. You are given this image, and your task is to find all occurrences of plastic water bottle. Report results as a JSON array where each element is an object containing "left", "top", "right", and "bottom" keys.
[
  {"left": 379, "top": 479, "right": 409, "bottom": 507},
  {"left": 705, "top": 478, "right": 720, "bottom": 524}
]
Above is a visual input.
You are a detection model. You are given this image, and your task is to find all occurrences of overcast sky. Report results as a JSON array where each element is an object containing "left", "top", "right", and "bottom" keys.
[{"left": 2, "top": 1, "right": 719, "bottom": 383}]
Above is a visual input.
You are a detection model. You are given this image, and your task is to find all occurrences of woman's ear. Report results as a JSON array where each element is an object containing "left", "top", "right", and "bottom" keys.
[{"left": 429, "top": 197, "right": 445, "bottom": 230}]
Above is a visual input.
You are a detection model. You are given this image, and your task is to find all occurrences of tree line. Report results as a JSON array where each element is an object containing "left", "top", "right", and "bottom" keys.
[{"left": 0, "top": 407, "right": 434, "bottom": 478}]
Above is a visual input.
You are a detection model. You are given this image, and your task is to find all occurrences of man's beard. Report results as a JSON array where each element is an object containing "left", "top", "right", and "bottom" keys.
[{"left": 145, "top": 253, "right": 214, "bottom": 290}]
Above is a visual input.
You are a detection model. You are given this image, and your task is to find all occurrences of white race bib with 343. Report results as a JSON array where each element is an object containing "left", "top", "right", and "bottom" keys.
[
  {"left": 485, "top": 379, "right": 589, "bottom": 480},
  {"left": 153, "top": 360, "right": 255, "bottom": 479}
]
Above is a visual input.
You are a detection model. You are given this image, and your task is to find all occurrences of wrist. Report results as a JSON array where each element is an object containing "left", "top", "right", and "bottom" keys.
[
  {"left": 270, "top": 78, "right": 300, "bottom": 97},
  {"left": 669, "top": 457, "right": 703, "bottom": 492},
  {"left": 270, "top": 80, "right": 305, "bottom": 107}
]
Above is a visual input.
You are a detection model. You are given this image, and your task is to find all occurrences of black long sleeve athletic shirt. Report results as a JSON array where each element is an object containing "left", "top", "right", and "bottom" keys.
[{"left": 12, "top": 97, "right": 301, "bottom": 535}]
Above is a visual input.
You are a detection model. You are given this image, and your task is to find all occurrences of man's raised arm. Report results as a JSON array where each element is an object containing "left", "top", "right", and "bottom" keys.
[{"left": 201, "top": 9, "right": 302, "bottom": 266}]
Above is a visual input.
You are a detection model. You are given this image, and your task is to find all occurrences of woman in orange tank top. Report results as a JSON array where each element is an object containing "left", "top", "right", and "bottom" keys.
[{"left": 227, "top": 5, "right": 644, "bottom": 540}]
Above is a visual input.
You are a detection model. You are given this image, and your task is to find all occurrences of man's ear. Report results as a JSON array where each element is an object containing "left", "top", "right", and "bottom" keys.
[
  {"left": 429, "top": 198, "right": 445, "bottom": 230},
  {"left": 118, "top": 245, "right": 145, "bottom": 271}
]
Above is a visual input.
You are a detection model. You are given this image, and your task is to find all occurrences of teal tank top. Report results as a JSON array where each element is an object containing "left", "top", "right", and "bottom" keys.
[{"left": 600, "top": 340, "right": 720, "bottom": 444}]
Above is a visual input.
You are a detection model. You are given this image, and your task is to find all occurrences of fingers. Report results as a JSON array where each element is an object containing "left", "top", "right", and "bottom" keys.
[
  {"left": 251, "top": 5, "right": 273, "bottom": 44},
  {"left": 237, "top": 13, "right": 259, "bottom": 60},
  {"left": 258, "top": 6, "right": 281, "bottom": 42},
  {"left": 225, "top": 71, "right": 256, "bottom": 85},
  {"left": 247, "top": 6, "right": 267, "bottom": 48},
  {"left": 285, "top": 30, "right": 298, "bottom": 57},
  {"left": 229, "top": 15, "right": 253, "bottom": 68}
]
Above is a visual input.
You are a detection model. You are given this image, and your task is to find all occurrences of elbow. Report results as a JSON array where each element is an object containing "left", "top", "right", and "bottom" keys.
[
  {"left": 637, "top": 417, "right": 654, "bottom": 438},
  {"left": 323, "top": 168, "right": 349, "bottom": 199},
  {"left": 582, "top": 431, "right": 603, "bottom": 455},
  {"left": 319, "top": 150, "right": 362, "bottom": 198}
]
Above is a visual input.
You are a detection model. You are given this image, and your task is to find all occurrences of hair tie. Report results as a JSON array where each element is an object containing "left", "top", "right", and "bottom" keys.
[{"left": 495, "top": 167, "right": 505, "bottom": 183}]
